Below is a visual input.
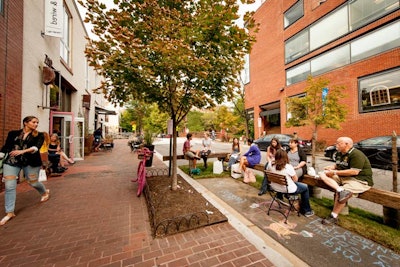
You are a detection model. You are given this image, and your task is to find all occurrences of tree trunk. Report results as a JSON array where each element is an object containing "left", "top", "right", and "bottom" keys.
[{"left": 171, "top": 118, "right": 178, "bottom": 191}]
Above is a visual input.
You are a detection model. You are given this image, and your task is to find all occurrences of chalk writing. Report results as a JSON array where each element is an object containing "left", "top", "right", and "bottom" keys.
[
  {"left": 218, "top": 190, "right": 246, "bottom": 204},
  {"left": 306, "top": 219, "right": 400, "bottom": 267}
]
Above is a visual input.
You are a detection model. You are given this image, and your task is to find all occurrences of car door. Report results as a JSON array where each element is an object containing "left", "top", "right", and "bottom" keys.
[{"left": 357, "top": 137, "right": 392, "bottom": 169}]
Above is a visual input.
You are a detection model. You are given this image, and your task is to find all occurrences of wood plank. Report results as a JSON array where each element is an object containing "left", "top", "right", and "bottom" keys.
[{"left": 162, "top": 153, "right": 229, "bottom": 161}]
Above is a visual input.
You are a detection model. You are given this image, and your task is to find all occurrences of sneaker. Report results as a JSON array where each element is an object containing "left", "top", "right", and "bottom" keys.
[
  {"left": 321, "top": 215, "right": 338, "bottom": 225},
  {"left": 303, "top": 210, "right": 315, "bottom": 217},
  {"left": 338, "top": 190, "right": 353, "bottom": 203},
  {"left": 194, "top": 156, "right": 201, "bottom": 160},
  {"left": 258, "top": 190, "right": 266, "bottom": 196}
]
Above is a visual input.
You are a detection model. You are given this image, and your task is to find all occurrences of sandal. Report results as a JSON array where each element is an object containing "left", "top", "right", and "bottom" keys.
[
  {"left": 0, "top": 214, "right": 16, "bottom": 226},
  {"left": 41, "top": 189, "right": 50, "bottom": 202}
]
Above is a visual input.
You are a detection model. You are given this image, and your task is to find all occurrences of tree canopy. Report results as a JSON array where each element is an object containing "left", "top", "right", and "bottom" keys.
[
  {"left": 286, "top": 76, "right": 348, "bottom": 166},
  {"left": 79, "top": 0, "right": 257, "bottom": 189}
]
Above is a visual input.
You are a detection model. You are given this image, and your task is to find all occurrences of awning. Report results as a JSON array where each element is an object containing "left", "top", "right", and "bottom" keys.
[{"left": 95, "top": 106, "right": 117, "bottom": 115}]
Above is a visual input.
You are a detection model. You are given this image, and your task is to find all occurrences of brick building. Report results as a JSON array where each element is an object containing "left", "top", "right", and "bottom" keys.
[
  {"left": 0, "top": 0, "right": 116, "bottom": 160},
  {"left": 244, "top": 0, "right": 400, "bottom": 145}
]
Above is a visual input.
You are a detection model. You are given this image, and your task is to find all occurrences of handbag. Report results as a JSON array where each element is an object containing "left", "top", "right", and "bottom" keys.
[
  {"left": 38, "top": 168, "right": 47, "bottom": 182},
  {"left": 231, "top": 163, "right": 242, "bottom": 179}
]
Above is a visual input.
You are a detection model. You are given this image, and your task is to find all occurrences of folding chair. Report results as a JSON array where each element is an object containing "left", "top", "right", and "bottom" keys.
[{"left": 265, "top": 171, "right": 300, "bottom": 223}]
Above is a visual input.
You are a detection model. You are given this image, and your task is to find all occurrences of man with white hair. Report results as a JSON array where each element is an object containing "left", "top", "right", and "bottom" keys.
[{"left": 319, "top": 136, "right": 373, "bottom": 225}]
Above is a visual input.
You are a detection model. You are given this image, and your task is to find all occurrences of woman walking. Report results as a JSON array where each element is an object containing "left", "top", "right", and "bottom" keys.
[{"left": 0, "top": 116, "right": 50, "bottom": 226}]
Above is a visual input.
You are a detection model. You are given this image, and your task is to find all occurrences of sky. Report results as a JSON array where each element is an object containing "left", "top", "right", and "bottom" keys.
[{"left": 77, "top": 0, "right": 263, "bottom": 37}]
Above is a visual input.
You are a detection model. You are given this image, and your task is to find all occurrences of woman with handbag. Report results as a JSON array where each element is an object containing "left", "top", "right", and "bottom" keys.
[
  {"left": 200, "top": 132, "right": 212, "bottom": 169},
  {"left": 0, "top": 116, "right": 50, "bottom": 226}
]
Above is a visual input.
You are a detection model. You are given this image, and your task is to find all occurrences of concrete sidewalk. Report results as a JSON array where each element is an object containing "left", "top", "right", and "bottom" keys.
[{"left": 0, "top": 139, "right": 279, "bottom": 267}]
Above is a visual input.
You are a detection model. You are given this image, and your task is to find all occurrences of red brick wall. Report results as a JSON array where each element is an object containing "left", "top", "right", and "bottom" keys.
[
  {"left": 0, "top": 0, "right": 23, "bottom": 146},
  {"left": 246, "top": 0, "right": 400, "bottom": 145}
]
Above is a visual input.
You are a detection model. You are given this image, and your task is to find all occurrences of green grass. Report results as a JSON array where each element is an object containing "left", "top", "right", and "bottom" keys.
[{"left": 180, "top": 163, "right": 400, "bottom": 253}]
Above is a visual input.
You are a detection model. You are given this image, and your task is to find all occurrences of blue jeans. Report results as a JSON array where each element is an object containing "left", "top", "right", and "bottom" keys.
[
  {"left": 260, "top": 162, "right": 270, "bottom": 193},
  {"left": 294, "top": 182, "right": 312, "bottom": 213},
  {"left": 3, "top": 164, "right": 46, "bottom": 213}
]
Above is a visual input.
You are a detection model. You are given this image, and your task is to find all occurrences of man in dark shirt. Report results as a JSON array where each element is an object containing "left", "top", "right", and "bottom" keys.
[{"left": 319, "top": 137, "right": 373, "bottom": 225}]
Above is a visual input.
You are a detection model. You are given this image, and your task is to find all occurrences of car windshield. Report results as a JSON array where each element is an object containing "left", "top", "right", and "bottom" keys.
[{"left": 359, "top": 136, "right": 391, "bottom": 146}]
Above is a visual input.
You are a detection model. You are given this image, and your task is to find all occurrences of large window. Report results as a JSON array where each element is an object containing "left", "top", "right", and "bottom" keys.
[
  {"left": 0, "top": 0, "right": 3, "bottom": 14},
  {"left": 351, "top": 22, "right": 400, "bottom": 62},
  {"left": 286, "top": 21, "right": 399, "bottom": 85},
  {"left": 60, "top": 5, "right": 71, "bottom": 65},
  {"left": 311, "top": 45, "right": 350, "bottom": 76},
  {"left": 286, "top": 61, "right": 310, "bottom": 86},
  {"left": 284, "top": 0, "right": 399, "bottom": 64},
  {"left": 310, "top": 6, "right": 348, "bottom": 50},
  {"left": 359, "top": 68, "right": 400, "bottom": 113},
  {"left": 285, "top": 30, "right": 309, "bottom": 63},
  {"left": 350, "top": 0, "right": 399, "bottom": 30},
  {"left": 284, "top": 0, "right": 303, "bottom": 28}
]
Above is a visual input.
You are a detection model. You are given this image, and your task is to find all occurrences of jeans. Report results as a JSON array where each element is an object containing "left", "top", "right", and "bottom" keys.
[
  {"left": 260, "top": 162, "right": 270, "bottom": 193},
  {"left": 3, "top": 164, "right": 46, "bottom": 213},
  {"left": 294, "top": 182, "right": 312, "bottom": 213}
]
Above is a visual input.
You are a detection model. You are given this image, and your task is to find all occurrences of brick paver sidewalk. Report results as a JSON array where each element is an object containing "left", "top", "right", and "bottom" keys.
[{"left": 0, "top": 139, "right": 273, "bottom": 267}]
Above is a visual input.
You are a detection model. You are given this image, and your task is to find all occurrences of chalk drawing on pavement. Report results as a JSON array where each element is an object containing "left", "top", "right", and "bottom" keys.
[{"left": 305, "top": 219, "right": 400, "bottom": 267}]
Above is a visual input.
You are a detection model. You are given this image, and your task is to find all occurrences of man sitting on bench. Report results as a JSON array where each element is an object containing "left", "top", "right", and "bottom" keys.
[
  {"left": 183, "top": 133, "right": 201, "bottom": 170},
  {"left": 318, "top": 136, "right": 373, "bottom": 225}
]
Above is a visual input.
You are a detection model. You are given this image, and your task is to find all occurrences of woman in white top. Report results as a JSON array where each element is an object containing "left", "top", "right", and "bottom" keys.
[
  {"left": 201, "top": 132, "right": 212, "bottom": 169},
  {"left": 267, "top": 149, "right": 314, "bottom": 217}
]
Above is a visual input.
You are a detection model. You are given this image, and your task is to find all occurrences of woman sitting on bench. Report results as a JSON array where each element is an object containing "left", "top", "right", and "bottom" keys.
[{"left": 266, "top": 149, "right": 314, "bottom": 217}]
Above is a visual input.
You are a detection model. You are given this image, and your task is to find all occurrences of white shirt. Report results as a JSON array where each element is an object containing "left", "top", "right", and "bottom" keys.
[{"left": 267, "top": 163, "right": 297, "bottom": 193}]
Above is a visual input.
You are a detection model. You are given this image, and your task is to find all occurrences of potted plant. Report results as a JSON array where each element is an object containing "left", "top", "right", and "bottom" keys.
[{"left": 143, "top": 131, "right": 155, "bottom": 167}]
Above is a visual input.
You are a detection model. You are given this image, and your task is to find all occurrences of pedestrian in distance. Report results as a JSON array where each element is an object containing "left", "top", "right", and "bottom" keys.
[
  {"left": 318, "top": 136, "right": 373, "bottom": 225},
  {"left": 0, "top": 116, "right": 50, "bottom": 226}
]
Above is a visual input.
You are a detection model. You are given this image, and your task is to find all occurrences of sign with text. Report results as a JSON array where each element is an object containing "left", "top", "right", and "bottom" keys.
[{"left": 44, "top": 0, "right": 63, "bottom": 38}]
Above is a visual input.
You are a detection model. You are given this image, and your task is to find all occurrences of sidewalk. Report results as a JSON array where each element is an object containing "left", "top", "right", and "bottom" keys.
[{"left": 0, "top": 139, "right": 278, "bottom": 267}]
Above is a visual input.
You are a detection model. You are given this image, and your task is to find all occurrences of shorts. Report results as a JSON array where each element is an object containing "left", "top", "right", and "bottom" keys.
[
  {"left": 331, "top": 175, "right": 371, "bottom": 194},
  {"left": 185, "top": 151, "right": 196, "bottom": 159}
]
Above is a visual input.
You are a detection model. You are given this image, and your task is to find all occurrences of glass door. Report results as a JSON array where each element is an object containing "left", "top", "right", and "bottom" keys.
[
  {"left": 50, "top": 111, "right": 74, "bottom": 160},
  {"left": 73, "top": 118, "right": 85, "bottom": 160}
]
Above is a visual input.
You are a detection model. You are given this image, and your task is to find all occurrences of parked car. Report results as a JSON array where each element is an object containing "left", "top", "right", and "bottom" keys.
[
  {"left": 324, "top": 136, "right": 400, "bottom": 171},
  {"left": 254, "top": 134, "right": 312, "bottom": 153}
]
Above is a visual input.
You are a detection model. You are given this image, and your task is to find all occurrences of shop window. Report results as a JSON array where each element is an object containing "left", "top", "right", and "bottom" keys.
[{"left": 359, "top": 68, "right": 400, "bottom": 113}]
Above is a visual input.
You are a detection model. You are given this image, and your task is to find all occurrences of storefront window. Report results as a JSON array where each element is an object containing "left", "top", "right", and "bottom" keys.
[{"left": 359, "top": 68, "right": 400, "bottom": 113}]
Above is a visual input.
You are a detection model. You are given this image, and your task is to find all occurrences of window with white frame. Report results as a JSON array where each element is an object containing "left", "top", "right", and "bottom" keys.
[
  {"left": 359, "top": 68, "right": 400, "bottom": 113},
  {"left": 60, "top": 5, "right": 71, "bottom": 65},
  {"left": 284, "top": 0, "right": 304, "bottom": 28}
]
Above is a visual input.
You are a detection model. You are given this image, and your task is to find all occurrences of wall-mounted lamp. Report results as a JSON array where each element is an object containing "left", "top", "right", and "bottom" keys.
[{"left": 280, "top": 87, "right": 285, "bottom": 92}]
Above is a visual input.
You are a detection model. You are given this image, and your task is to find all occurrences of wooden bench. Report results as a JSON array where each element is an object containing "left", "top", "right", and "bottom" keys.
[
  {"left": 252, "top": 164, "right": 400, "bottom": 210},
  {"left": 163, "top": 153, "right": 229, "bottom": 176},
  {"left": 162, "top": 153, "right": 229, "bottom": 161}
]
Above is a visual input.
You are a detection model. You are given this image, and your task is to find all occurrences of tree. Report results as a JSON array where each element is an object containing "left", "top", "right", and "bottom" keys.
[
  {"left": 80, "top": 0, "right": 257, "bottom": 190},
  {"left": 286, "top": 76, "right": 348, "bottom": 166}
]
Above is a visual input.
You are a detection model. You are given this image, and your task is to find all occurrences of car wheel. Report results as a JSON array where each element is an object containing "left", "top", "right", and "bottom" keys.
[{"left": 331, "top": 150, "right": 337, "bottom": 161}]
